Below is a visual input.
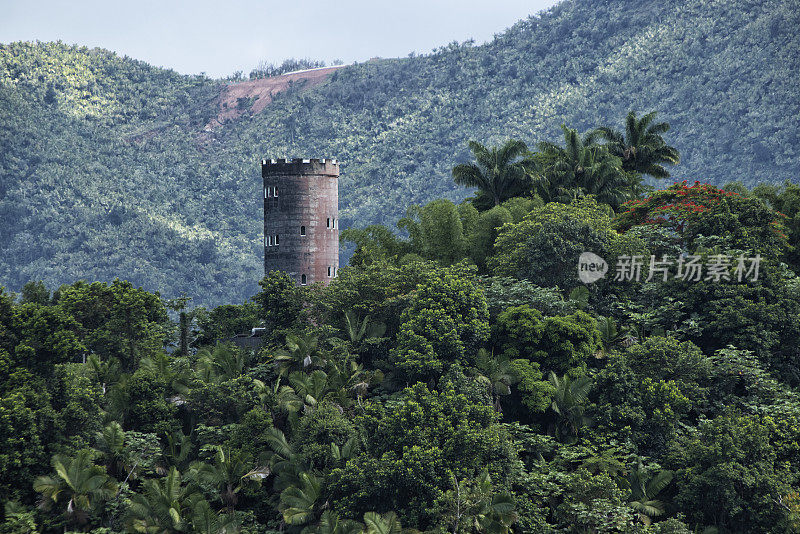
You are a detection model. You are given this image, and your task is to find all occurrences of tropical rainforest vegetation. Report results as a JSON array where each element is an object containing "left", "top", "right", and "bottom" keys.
[
  {"left": 3, "top": 95, "right": 800, "bottom": 531},
  {"left": 1, "top": 0, "right": 798, "bottom": 305}
]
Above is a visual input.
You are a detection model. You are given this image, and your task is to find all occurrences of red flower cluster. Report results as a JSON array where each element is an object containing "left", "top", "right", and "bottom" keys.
[{"left": 615, "top": 180, "right": 785, "bottom": 243}]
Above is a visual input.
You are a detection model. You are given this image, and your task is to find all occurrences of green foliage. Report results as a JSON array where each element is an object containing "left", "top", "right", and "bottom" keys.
[
  {"left": 593, "top": 337, "right": 711, "bottom": 452},
  {"left": 481, "top": 276, "right": 576, "bottom": 318},
  {"left": 126, "top": 466, "right": 198, "bottom": 533},
  {"left": 388, "top": 266, "right": 489, "bottom": 384},
  {"left": 3, "top": 21, "right": 800, "bottom": 523},
  {"left": 187, "top": 376, "right": 259, "bottom": 427},
  {"left": 20, "top": 281, "right": 50, "bottom": 306},
  {"left": 252, "top": 272, "right": 307, "bottom": 335},
  {"left": 626, "top": 262, "right": 800, "bottom": 385},
  {"left": 750, "top": 180, "right": 800, "bottom": 267},
  {"left": 490, "top": 196, "right": 644, "bottom": 289},
  {"left": 34, "top": 449, "right": 117, "bottom": 528},
  {"left": 55, "top": 279, "right": 171, "bottom": 371},
  {"left": 0, "top": 502, "right": 37, "bottom": 534},
  {"left": 328, "top": 383, "right": 516, "bottom": 528},
  {"left": 295, "top": 401, "right": 357, "bottom": 471},
  {"left": 339, "top": 226, "right": 411, "bottom": 268},
  {"left": 548, "top": 372, "right": 593, "bottom": 443},
  {"left": 464, "top": 205, "right": 513, "bottom": 272},
  {"left": 50, "top": 364, "right": 105, "bottom": 449},
  {"left": 116, "top": 367, "right": 179, "bottom": 435},
  {"left": 194, "top": 302, "right": 260, "bottom": 347},
  {"left": 507, "top": 358, "right": 553, "bottom": 417},
  {"left": 452, "top": 139, "right": 530, "bottom": 208},
  {"left": 0, "top": 381, "right": 56, "bottom": 503},
  {"left": 533, "top": 125, "right": 635, "bottom": 209},
  {"left": 274, "top": 334, "right": 325, "bottom": 377},
  {"left": 279, "top": 471, "right": 322, "bottom": 526},
  {"left": 666, "top": 411, "right": 794, "bottom": 532},
  {"left": 439, "top": 471, "right": 518, "bottom": 533},
  {"left": 622, "top": 461, "right": 674, "bottom": 526},
  {"left": 397, "top": 199, "right": 468, "bottom": 265},
  {"left": 188, "top": 445, "right": 267, "bottom": 513},
  {"left": 494, "top": 306, "right": 601, "bottom": 376},
  {"left": 3, "top": 182, "right": 800, "bottom": 532},
  {"left": 11, "top": 301, "right": 85, "bottom": 372},
  {"left": 592, "top": 110, "right": 680, "bottom": 180},
  {"left": 615, "top": 181, "right": 789, "bottom": 256}
]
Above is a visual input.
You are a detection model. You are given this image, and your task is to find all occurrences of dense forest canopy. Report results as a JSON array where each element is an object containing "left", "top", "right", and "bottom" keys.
[
  {"left": 1, "top": 0, "right": 798, "bottom": 306},
  {"left": 3, "top": 148, "right": 800, "bottom": 531}
]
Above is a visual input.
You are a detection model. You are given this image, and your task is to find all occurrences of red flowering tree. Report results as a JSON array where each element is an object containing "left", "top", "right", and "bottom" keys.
[{"left": 614, "top": 181, "right": 788, "bottom": 254}]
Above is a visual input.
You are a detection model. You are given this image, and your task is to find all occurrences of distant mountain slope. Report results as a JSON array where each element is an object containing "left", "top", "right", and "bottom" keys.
[
  {"left": 208, "top": 66, "right": 346, "bottom": 128},
  {"left": 1, "top": 0, "right": 798, "bottom": 305}
]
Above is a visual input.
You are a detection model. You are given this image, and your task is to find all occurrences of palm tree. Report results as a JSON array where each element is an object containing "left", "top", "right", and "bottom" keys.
[
  {"left": 164, "top": 430, "right": 193, "bottom": 472},
  {"left": 165, "top": 295, "right": 194, "bottom": 359},
  {"left": 452, "top": 139, "right": 530, "bottom": 207},
  {"left": 187, "top": 446, "right": 269, "bottom": 514},
  {"left": 288, "top": 370, "right": 331, "bottom": 412},
  {"left": 363, "top": 511, "right": 404, "bottom": 534},
  {"left": 86, "top": 353, "right": 120, "bottom": 394},
  {"left": 592, "top": 111, "right": 680, "bottom": 179},
  {"left": 190, "top": 499, "right": 241, "bottom": 534},
  {"left": 595, "top": 316, "right": 623, "bottom": 359},
  {"left": 95, "top": 421, "right": 127, "bottom": 480},
  {"left": 280, "top": 472, "right": 323, "bottom": 526},
  {"left": 535, "top": 126, "right": 630, "bottom": 209},
  {"left": 34, "top": 450, "right": 117, "bottom": 528},
  {"left": 195, "top": 344, "right": 247, "bottom": 383},
  {"left": 127, "top": 467, "right": 194, "bottom": 533},
  {"left": 274, "top": 334, "right": 325, "bottom": 376},
  {"left": 313, "top": 510, "right": 364, "bottom": 534},
  {"left": 579, "top": 445, "right": 626, "bottom": 477},
  {"left": 329, "top": 437, "right": 358, "bottom": 465},
  {"left": 623, "top": 461, "right": 674, "bottom": 526},
  {"left": 444, "top": 471, "right": 517, "bottom": 534},
  {"left": 140, "top": 351, "right": 191, "bottom": 395},
  {"left": 324, "top": 354, "right": 384, "bottom": 410},
  {"left": 473, "top": 349, "right": 518, "bottom": 412},
  {"left": 341, "top": 311, "right": 386, "bottom": 346},
  {"left": 265, "top": 427, "right": 307, "bottom": 492},
  {"left": 548, "top": 372, "right": 592, "bottom": 443},
  {"left": 252, "top": 378, "right": 303, "bottom": 427}
]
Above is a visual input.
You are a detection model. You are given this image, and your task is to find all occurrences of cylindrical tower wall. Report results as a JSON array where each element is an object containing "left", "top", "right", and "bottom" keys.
[{"left": 262, "top": 158, "right": 339, "bottom": 286}]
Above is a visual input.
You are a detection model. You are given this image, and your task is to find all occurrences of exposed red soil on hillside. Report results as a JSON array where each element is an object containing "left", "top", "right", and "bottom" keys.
[{"left": 205, "top": 65, "right": 346, "bottom": 130}]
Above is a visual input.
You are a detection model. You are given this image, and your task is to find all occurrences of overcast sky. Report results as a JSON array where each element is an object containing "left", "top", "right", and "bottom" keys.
[{"left": 1, "top": 0, "right": 561, "bottom": 78}]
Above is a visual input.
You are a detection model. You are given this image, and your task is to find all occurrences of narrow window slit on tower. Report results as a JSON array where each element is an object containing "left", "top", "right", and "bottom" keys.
[
  {"left": 301, "top": 274, "right": 307, "bottom": 285},
  {"left": 275, "top": 235, "right": 279, "bottom": 245},
  {"left": 300, "top": 226, "right": 306, "bottom": 236},
  {"left": 327, "top": 218, "right": 330, "bottom": 228},
  {"left": 274, "top": 187, "right": 278, "bottom": 197},
  {"left": 327, "top": 266, "right": 331, "bottom": 277}
]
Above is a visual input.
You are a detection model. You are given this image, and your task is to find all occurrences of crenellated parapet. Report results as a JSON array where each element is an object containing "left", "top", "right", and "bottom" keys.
[{"left": 262, "top": 158, "right": 339, "bottom": 176}]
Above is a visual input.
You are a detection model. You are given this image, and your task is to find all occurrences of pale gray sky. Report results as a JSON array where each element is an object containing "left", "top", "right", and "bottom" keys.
[{"left": 1, "top": 0, "right": 561, "bottom": 78}]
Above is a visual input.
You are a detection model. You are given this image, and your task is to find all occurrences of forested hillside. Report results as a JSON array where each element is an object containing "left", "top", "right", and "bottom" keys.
[
  {"left": 1, "top": 0, "right": 798, "bottom": 305},
  {"left": 4, "top": 174, "right": 800, "bottom": 532}
]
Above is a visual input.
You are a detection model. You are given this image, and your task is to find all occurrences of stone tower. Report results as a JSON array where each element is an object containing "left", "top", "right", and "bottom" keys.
[{"left": 262, "top": 158, "right": 340, "bottom": 286}]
